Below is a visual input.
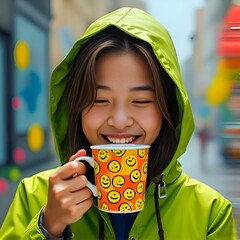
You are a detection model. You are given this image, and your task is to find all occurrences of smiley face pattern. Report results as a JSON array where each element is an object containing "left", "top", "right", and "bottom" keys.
[{"left": 92, "top": 148, "right": 149, "bottom": 213}]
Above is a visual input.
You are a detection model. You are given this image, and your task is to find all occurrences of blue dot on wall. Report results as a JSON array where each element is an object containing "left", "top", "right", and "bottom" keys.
[{"left": 20, "top": 70, "right": 42, "bottom": 113}]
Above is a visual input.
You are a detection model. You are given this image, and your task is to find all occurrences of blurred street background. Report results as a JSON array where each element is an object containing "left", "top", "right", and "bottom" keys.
[{"left": 0, "top": 0, "right": 240, "bottom": 237}]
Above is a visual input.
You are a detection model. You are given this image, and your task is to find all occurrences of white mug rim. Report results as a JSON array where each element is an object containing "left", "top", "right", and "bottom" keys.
[{"left": 90, "top": 144, "right": 150, "bottom": 150}]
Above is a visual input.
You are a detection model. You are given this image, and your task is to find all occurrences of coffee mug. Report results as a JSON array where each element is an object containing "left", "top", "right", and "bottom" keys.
[{"left": 75, "top": 144, "right": 150, "bottom": 213}]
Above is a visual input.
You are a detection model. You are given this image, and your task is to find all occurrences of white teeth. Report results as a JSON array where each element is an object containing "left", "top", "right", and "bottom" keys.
[{"left": 107, "top": 137, "right": 136, "bottom": 144}]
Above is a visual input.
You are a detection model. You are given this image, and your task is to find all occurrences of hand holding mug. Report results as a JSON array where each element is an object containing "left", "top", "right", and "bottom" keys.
[{"left": 43, "top": 150, "right": 93, "bottom": 237}]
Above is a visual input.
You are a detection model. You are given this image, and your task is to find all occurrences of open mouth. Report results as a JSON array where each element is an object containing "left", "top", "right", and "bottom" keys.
[{"left": 103, "top": 135, "right": 138, "bottom": 144}]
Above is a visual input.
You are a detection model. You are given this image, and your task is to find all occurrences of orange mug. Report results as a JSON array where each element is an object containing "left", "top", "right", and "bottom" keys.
[{"left": 76, "top": 144, "right": 150, "bottom": 213}]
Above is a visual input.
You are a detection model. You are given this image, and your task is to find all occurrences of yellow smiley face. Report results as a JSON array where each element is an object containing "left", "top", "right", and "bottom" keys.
[
  {"left": 125, "top": 155, "right": 137, "bottom": 167},
  {"left": 101, "top": 202, "right": 109, "bottom": 211},
  {"left": 107, "top": 190, "right": 121, "bottom": 204},
  {"left": 100, "top": 174, "right": 111, "bottom": 189},
  {"left": 119, "top": 203, "right": 132, "bottom": 212},
  {"left": 123, "top": 188, "right": 135, "bottom": 200},
  {"left": 135, "top": 198, "right": 144, "bottom": 210},
  {"left": 138, "top": 149, "right": 146, "bottom": 158},
  {"left": 130, "top": 169, "right": 141, "bottom": 183},
  {"left": 98, "top": 150, "right": 110, "bottom": 162},
  {"left": 94, "top": 161, "right": 100, "bottom": 175},
  {"left": 98, "top": 190, "right": 102, "bottom": 200},
  {"left": 142, "top": 162, "right": 148, "bottom": 174},
  {"left": 136, "top": 182, "right": 144, "bottom": 194},
  {"left": 112, "top": 149, "right": 126, "bottom": 157},
  {"left": 112, "top": 176, "right": 125, "bottom": 188},
  {"left": 108, "top": 160, "right": 121, "bottom": 173}
]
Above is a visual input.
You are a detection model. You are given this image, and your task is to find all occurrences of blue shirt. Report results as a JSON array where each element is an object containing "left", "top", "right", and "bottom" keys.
[{"left": 109, "top": 213, "right": 138, "bottom": 240}]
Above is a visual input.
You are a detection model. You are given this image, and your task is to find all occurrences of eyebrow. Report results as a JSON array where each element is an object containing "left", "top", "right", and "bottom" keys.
[
  {"left": 130, "top": 86, "right": 154, "bottom": 91},
  {"left": 96, "top": 85, "right": 154, "bottom": 91}
]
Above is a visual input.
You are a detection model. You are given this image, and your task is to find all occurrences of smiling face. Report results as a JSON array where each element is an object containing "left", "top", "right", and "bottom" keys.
[
  {"left": 130, "top": 169, "right": 141, "bottom": 183},
  {"left": 112, "top": 175, "right": 125, "bottom": 188},
  {"left": 107, "top": 190, "right": 121, "bottom": 204},
  {"left": 98, "top": 150, "right": 110, "bottom": 162},
  {"left": 125, "top": 154, "right": 137, "bottom": 167},
  {"left": 100, "top": 174, "right": 111, "bottom": 189},
  {"left": 123, "top": 188, "right": 135, "bottom": 200},
  {"left": 67, "top": 27, "right": 178, "bottom": 181},
  {"left": 81, "top": 52, "right": 162, "bottom": 146},
  {"left": 108, "top": 160, "right": 121, "bottom": 173},
  {"left": 119, "top": 203, "right": 132, "bottom": 212},
  {"left": 137, "top": 182, "right": 144, "bottom": 194}
]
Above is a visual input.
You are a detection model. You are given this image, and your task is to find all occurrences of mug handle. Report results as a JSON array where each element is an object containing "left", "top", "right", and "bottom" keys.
[{"left": 75, "top": 156, "right": 98, "bottom": 197}]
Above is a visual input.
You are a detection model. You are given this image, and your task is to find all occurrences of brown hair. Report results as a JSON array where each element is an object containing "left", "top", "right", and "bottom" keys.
[{"left": 66, "top": 27, "right": 179, "bottom": 183}]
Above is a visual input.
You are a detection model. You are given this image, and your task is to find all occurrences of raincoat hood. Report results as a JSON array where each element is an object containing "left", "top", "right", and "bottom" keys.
[{"left": 49, "top": 7, "right": 195, "bottom": 184}]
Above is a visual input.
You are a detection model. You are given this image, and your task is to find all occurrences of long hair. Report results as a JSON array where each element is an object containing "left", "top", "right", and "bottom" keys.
[{"left": 66, "top": 27, "right": 179, "bottom": 183}]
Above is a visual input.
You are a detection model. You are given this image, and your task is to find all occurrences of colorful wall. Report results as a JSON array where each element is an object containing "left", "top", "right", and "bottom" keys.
[{"left": 0, "top": 0, "right": 52, "bottom": 192}]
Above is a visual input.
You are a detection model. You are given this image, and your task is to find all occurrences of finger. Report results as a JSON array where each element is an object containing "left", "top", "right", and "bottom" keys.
[
  {"left": 66, "top": 197, "right": 93, "bottom": 222},
  {"left": 72, "top": 187, "right": 93, "bottom": 205},
  {"left": 67, "top": 175, "right": 88, "bottom": 192},
  {"left": 51, "top": 161, "right": 87, "bottom": 181},
  {"left": 56, "top": 187, "right": 92, "bottom": 208},
  {"left": 72, "top": 195, "right": 93, "bottom": 215},
  {"left": 69, "top": 149, "right": 87, "bottom": 162}
]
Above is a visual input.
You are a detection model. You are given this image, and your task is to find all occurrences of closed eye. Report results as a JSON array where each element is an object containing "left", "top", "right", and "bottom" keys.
[
  {"left": 132, "top": 100, "right": 154, "bottom": 104},
  {"left": 94, "top": 99, "right": 110, "bottom": 104}
]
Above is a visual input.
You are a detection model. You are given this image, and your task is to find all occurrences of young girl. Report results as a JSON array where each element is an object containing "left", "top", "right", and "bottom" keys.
[{"left": 0, "top": 7, "right": 237, "bottom": 239}]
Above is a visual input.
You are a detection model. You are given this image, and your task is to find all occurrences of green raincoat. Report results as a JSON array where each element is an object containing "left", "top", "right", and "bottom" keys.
[{"left": 0, "top": 7, "right": 237, "bottom": 239}]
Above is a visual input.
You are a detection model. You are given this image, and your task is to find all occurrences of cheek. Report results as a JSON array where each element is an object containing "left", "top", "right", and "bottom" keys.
[
  {"left": 82, "top": 108, "right": 107, "bottom": 142},
  {"left": 138, "top": 108, "right": 162, "bottom": 142},
  {"left": 152, "top": 115, "right": 162, "bottom": 137}
]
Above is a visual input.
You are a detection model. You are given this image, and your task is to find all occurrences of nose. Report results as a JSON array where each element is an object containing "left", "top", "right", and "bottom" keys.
[{"left": 107, "top": 105, "right": 134, "bottom": 129}]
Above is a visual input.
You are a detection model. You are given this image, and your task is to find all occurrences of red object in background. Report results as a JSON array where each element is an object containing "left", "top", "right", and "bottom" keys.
[{"left": 217, "top": 3, "right": 240, "bottom": 57}]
